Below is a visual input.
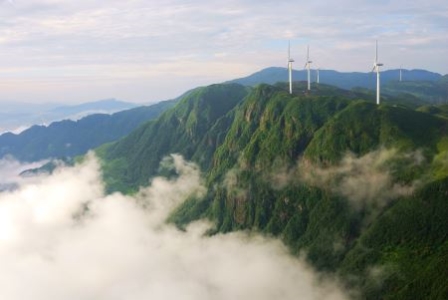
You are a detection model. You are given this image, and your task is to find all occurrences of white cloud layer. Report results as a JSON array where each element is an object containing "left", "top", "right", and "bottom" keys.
[
  {"left": 0, "top": 0, "right": 447, "bottom": 103},
  {"left": 0, "top": 153, "right": 350, "bottom": 300},
  {"left": 0, "top": 155, "right": 48, "bottom": 187}
]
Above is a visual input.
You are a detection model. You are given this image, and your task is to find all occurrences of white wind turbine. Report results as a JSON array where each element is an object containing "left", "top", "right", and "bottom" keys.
[
  {"left": 288, "top": 41, "right": 294, "bottom": 94},
  {"left": 372, "top": 40, "right": 383, "bottom": 105},
  {"left": 304, "top": 45, "right": 312, "bottom": 91}
]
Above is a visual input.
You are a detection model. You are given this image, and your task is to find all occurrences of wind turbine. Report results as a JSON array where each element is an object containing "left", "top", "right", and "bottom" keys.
[
  {"left": 304, "top": 45, "right": 312, "bottom": 91},
  {"left": 287, "top": 41, "right": 294, "bottom": 94},
  {"left": 399, "top": 65, "right": 402, "bottom": 82},
  {"left": 316, "top": 68, "right": 320, "bottom": 84},
  {"left": 372, "top": 40, "right": 383, "bottom": 105}
]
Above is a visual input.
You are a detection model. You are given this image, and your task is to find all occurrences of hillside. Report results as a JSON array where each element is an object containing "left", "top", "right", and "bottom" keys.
[
  {"left": 99, "top": 83, "right": 249, "bottom": 192},
  {"left": 99, "top": 82, "right": 448, "bottom": 299},
  {"left": 0, "top": 100, "right": 175, "bottom": 162}
]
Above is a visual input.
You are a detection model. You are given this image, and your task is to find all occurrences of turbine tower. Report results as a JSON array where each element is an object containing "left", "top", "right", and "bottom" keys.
[
  {"left": 288, "top": 41, "right": 294, "bottom": 94},
  {"left": 304, "top": 45, "right": 312, "bottom": 91},
  {"left": 372, "top": 40, "right": 383, "bottom": 105},
  {"left": 399, "top": 65, "right": 402, "bottom": 82},
  {"left": 316, "top": 68, "right": 320, "bottom": 84}
]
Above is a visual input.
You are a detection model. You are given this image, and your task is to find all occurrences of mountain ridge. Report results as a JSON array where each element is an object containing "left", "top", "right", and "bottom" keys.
[
  {"left": 98, "top": 82, "right": 448, "bottom": 299},
  {"left": 0, "top": 100, "right": 175, "bottom": 162},
  {"left": 0, "top": 98, "right": 138, "bottom": 134},
  {"left": 228, "top": 67, "right": 447, "bottom": 104},
  {"left": 229, "top": 67, "right": 442, "bottom": 88}
]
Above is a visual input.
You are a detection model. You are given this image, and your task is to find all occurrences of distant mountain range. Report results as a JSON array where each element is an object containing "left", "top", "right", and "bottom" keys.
[
  {"left": 47, "top": 98, "right": 138, "bottom": 117},
  {"left": 0, "top": 100, "right": 175, "bottom": 162},
  {"left": 1, "top": 68, "right": 445, "bottom": 135},
  {"left": 0, "top": 98, "right": 137, "bottom": 134},
  {"left": 1, "top": 67, "right": 447, "bottom": 163},
  {"left": 230, "top": 67, "right": 442, "bottom": 89},
  {"left": 229, "top": 67, "right": 448, "bottom": 103}
]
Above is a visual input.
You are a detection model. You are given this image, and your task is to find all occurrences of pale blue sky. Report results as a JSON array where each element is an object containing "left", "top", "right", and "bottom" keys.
[{"left": 0, "top": 0, "right": 447, "bottom": 104}]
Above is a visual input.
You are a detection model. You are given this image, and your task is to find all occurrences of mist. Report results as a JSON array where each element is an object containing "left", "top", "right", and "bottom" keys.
[
  {"left": 269, "top": 148, "right": 422, "bottom": 210},
  {"left": 0, "top": 156, "right": 49, "bottom": 191},
  {"left": 300, "top": 149, "right": 416, "bottom": 209},
  {"left": 0, "top": 153, "right": 350, "bottom": 300}
]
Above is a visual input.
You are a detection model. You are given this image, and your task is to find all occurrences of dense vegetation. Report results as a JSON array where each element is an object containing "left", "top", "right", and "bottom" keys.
[
  {"left": 99, "top": 83, "right": 249, "bottom": 192},
  {"left": 99, "top": 82, "right": 448, "bottom": 299}
]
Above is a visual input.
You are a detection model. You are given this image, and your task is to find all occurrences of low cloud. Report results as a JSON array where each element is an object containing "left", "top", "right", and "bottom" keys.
[
  {"left": 301, "top": 149, "right": 415, "bottom": 209},
  {"left": 270, "top": 148, "right": 422, "bottom": 210},
  {"left": 0, "top": 153, "right": 350, "bottom": 300},
  {"left": 222, "top": 166, "right": 249, "bottom": 200},
  {"left": 0, "top": 155, "right": 49, "bottom": 190}
]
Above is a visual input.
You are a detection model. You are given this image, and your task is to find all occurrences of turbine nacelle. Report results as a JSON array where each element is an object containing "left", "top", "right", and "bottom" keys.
[{"left": 287, "top": 41, "right": 294, "bottom": 94}]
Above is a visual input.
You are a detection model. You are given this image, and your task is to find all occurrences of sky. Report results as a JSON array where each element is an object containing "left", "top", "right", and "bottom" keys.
[
  {"left": 0, "top": 153, "right": 352, "bottom": 300},
  {"left": 0, "top": 0, "right": 447, "bottom": 104}
]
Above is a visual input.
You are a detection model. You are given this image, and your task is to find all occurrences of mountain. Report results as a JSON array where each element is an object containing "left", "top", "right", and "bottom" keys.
[
  {"left": 47, "top": 98, "right": 137, "bottom": 118},
  {"left": 0, "top": 98, "right": 137, "bottom": 134},
  {"left": 229, "top": 67, "right": 445, "bottom": 103},
  {"left": 99, "top": 82, "right": 448, "bottom": 299},
  {"left": 230, "top": 67, "right": 442, "bottom": 89},
  {"left": 0, "top": 100, "right": 175, "bottom": 162},
  {"left": 98, "top": 83, "right": 250, "bottom": 192}
]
